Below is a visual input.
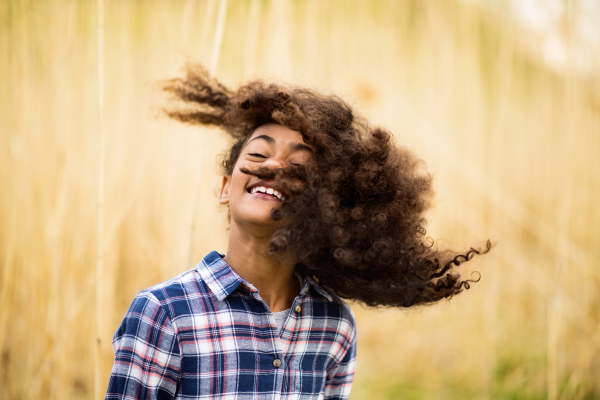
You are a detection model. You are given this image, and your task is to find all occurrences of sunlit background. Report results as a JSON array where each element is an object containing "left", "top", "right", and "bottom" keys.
[{"left": 1, "top": 0, "right": 599, "bottom": 399}]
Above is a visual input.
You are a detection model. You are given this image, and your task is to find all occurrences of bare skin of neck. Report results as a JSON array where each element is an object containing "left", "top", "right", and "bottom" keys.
[{"left": 223, "top": 220, "right": 300, "bottom": 312}]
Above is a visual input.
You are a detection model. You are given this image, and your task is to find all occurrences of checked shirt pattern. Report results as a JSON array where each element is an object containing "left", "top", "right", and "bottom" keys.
[{"left": 106, "top": 251, "right": 357, "bottom": 400}]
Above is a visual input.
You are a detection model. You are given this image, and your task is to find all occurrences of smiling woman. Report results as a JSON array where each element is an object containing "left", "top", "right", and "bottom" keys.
[
  {"left": 104, "top": 63, "right": 490, "bottom": 400},
  {"left": 219, "top": 123, "right": 311, "bottom": 231}
]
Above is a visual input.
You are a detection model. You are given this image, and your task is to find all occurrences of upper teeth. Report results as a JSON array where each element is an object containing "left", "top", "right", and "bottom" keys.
[{"left": 250, "top": 186, "right": 285, "bottom": 201}]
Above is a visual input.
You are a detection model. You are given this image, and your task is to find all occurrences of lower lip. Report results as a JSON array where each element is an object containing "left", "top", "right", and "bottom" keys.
[{"left": 250, "top": 192, "right": 282, "bottom": 202}]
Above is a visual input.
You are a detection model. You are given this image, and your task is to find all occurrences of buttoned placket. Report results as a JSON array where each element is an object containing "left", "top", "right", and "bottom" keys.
[
  {"left": 241, "top": 281, "right": 309, "bottom": 400},
  {"left": 239, "top": 282, "right": 285, "bottom": 400},
  {"left": 279, "top": 284, "right": 310, "bottom": 395},
  {"left": 288, "top": 285, "right": 310, "bottom": 393}
]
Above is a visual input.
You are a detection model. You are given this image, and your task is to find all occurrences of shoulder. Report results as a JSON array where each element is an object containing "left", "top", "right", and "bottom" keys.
[
  {"left": 329, "top": 292, "right": 357, "bottom": 338},
  {"left": 129, "top": 267, "right": 211, "bottom": 322},
  {"left": 306, "top": 285, "right": 357, "bottom": 341},
  {"left": 302, "top": 288, "right": 357, "bottom": 370},
  {"left": 143, "top": 268, "right": 204, "bottom": 300}
]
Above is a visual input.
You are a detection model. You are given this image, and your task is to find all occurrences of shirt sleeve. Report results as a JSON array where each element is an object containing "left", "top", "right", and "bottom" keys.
[
  {"left": 105, "top": 291, "right": 182, "bottom": 400},
  {"left": 322, "top": 318, "right": 357, "bottom": 400}
]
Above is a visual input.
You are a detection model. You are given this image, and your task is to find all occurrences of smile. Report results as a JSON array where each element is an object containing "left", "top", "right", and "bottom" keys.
[{"left": 249, "top": 186, "right": 286, "bottom": 201}]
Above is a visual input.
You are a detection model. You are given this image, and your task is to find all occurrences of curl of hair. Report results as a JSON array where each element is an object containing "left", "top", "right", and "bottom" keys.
[{"left": 163, "top": 63, "right": 492, "bottom": 308}]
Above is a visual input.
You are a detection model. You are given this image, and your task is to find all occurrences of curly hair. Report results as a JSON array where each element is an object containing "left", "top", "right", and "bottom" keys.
[{"left": 163, "top": 63, "right": 491, "bottom": 308}]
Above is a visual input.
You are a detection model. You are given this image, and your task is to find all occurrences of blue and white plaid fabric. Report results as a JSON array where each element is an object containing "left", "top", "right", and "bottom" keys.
[{"left": 106, "top": 251, "right": 357, "bottom": 400}]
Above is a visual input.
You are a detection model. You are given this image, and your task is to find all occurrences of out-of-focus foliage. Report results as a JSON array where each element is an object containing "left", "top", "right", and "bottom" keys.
[{"left": 0, "top": 1, "right": 599, "bottom": 399}]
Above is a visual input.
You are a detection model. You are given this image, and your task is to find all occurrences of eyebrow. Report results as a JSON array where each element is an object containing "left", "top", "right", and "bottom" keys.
[
  {"left": 246, "top": 134, "right": 314, "bottom": 153},
  {"left": 246, "top": 135, "right": 274, "bottom": 146},
  {"left": 289, "top": 142, "right": 313, "bottom": 153}
]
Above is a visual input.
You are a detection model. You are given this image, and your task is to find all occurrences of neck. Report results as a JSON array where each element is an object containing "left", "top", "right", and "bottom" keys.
[{"left": 224, "top": 221, "right": 300, "bottom": 312}]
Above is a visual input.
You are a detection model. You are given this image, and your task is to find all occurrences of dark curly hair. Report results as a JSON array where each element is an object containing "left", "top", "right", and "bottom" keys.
[{"left": 163, "top": 63, "right": 491, "bottom": 308}]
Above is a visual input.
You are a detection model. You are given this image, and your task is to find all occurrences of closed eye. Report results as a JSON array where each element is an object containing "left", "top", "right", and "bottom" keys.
[{"left": 248, "top": 153, "right": 267, "bottom": 158}]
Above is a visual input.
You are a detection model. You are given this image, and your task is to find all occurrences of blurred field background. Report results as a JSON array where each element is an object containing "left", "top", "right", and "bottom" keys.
[{"left": 1, "top": 0, "right": 599, "bottom": 399}]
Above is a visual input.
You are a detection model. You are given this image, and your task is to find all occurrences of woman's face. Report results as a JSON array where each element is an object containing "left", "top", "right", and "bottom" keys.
[{"left": 219, "top": 123, "right": 313, "bottom": 234}]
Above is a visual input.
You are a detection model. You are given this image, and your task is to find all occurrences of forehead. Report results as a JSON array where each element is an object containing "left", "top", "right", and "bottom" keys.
[{"left": 246, "top": 123, "right": 306, "bottom": 144}]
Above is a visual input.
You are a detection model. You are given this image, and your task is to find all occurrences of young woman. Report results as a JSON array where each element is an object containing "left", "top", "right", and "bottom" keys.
[{"left": 105, "top": 64, "right": 490, "bottom": 400}]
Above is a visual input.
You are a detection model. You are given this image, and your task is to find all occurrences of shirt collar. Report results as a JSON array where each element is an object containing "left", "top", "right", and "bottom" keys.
[
  {"left": 298, "top": 273, "right": 333, "bottom": 302},
  {"left": 197, "top": 251, "right": 333, "bottom": 302},
  {"left": 196, "top": 251, "right": 244, "bottom": 302}
]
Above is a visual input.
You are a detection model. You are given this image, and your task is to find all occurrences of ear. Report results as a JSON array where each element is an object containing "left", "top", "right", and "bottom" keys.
[{"left": 219, "top": 175, "right": 232, "bottom": 205}]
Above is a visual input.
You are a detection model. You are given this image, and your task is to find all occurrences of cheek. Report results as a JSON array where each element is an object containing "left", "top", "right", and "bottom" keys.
[{"left": 228, "top": 170, "right": 251, "bottom": 203}]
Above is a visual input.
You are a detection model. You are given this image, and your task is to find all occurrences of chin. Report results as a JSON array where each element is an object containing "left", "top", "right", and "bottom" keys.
[{"left": 231, "top": 211, "right": 280, "bottom": 228}]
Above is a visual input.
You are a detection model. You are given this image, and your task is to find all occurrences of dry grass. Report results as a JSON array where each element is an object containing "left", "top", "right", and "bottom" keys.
[{"left": 1, "top": 0, "right": 599, "bottom": 399}]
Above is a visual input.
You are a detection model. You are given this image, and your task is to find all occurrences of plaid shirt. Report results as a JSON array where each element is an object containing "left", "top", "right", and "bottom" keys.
[{"left": 106, "top": 251, "right": 357, "bottom": 400}]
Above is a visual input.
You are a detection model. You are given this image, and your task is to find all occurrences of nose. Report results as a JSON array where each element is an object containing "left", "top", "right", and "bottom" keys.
[{"left": 263, "top": 156, "right": 286, "bottom": 169}]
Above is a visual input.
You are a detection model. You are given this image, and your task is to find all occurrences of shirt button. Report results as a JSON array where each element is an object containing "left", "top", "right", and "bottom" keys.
[
  {"left": 273, "top": 359, "right": 282, "bottom": 368},
  {"left": 294, "top": 305, "right": 302, "bottom": 313}
]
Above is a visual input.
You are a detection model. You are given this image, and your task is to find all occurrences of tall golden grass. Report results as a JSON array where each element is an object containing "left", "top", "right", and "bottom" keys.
[{"left": 1, "top": 0, "right": 599, "bottom": 399}]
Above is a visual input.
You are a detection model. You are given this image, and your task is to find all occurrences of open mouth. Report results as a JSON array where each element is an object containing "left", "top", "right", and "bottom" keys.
[{"left": 247, "top": 185, "right": 286, "bottom": 201}]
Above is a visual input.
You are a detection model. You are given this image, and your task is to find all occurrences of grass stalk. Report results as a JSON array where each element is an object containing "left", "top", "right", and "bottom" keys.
[
  {"left": 187, "top": 0, "right": 228, "bottom": 268},
  {"left": 95, "top": 0, "right": 106, "bottom": 398}
]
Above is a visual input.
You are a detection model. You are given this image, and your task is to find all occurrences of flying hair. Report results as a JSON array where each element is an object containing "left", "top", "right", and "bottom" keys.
[{"left": 163, "top": 63, "right": 491, "bottom": 308}]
